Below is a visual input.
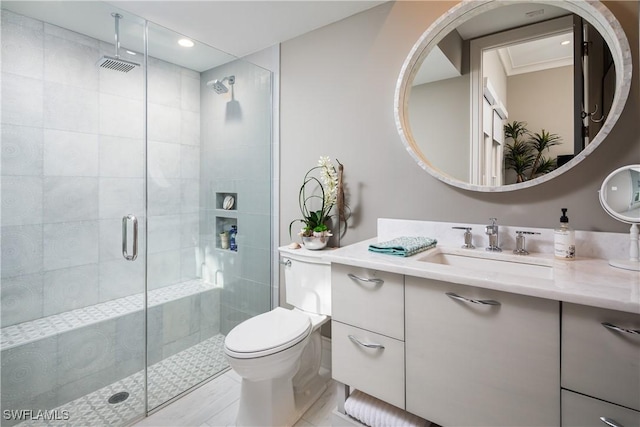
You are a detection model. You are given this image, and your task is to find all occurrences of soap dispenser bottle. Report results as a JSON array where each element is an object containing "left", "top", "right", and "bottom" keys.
[
  {"left": 554, "top": 208, "right": 575, "bottom": 260},
  {"left": 229, "top": 225, "right": 238, "bottom": 252}
]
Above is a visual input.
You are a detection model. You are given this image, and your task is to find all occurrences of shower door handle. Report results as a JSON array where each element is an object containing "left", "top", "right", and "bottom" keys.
[{"left": 122, "top": 214, "right": 138, "bottom": 261}]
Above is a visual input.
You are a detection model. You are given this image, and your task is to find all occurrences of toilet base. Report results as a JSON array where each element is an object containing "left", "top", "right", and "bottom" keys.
[
  {"left": 236, "top": 369, "right": 331, "bottom": 427},
  {"left": 293, "top": 368, "right": 330, "bottom": 422},
  {"left": 235, "top": 368, "right": 331, "bottom": 427},
  {"left": 237, "top": 373, "right": 297, "bottom": 427}
]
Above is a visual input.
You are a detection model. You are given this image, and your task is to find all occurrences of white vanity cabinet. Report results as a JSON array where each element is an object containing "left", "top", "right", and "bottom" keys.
[
  {"left": 329, "top": 244, "right": 638, "bottom": 427},
  {"left": 561, "top": 303, "right": 640, "bottom": 423},
  {"left": 331, "top": 264, "right": 405, "bottom": 409},
  {"left": 404, "top": 277, "right": 560, "bottom": 427}
]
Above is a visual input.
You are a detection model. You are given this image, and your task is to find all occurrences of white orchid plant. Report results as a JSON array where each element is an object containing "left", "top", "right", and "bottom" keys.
[{"left": 289, "top": 156, "right": 339, "bottom": 238}]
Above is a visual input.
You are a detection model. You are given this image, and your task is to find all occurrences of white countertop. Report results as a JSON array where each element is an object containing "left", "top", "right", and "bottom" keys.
[{"left": 321, "top": 238, "right": 640, "bottom": 314}]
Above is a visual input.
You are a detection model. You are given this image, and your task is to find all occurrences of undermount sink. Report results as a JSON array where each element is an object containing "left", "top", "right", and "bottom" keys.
[{"left": 418, "top": 250, "right": 554, "bottom": 280}]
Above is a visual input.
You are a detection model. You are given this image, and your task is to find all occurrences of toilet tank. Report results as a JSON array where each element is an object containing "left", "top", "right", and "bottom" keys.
[{"left": 279, "top": 246, "right": 331, "bottom": 316}]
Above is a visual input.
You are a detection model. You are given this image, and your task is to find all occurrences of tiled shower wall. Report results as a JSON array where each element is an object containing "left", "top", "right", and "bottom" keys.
[
  {"left": 0, "top": 10, "right": 209, "bottom": 421},
  {"left": 0, "top": 10, "right": 201, "bottom": 328},
  {"left": 1, "top": 8, "right": 272, "bottom": 422},
  {"left": 200, "top": 60, "right": 273, "bottom": 334}
]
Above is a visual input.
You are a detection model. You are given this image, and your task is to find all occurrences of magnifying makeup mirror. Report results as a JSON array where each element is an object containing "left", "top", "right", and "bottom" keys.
[{"left": 599, "top": 164, "right": 640, "bottom": 271}]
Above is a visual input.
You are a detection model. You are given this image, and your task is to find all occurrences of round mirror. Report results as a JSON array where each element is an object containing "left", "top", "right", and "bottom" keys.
[
  {"left": 599, "top": 164, "right": 640, "bottom": 271},
  {"left": 600, "top": 165, "right": 640, "bottom": 224},
  {"left": 395, "top": 0, "right": 632, "bottom": 192}
]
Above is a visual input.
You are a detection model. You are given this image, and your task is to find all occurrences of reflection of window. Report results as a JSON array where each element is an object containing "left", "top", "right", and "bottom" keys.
[{"left": 471, "top": 15, "right": 575, "bottom": 186}]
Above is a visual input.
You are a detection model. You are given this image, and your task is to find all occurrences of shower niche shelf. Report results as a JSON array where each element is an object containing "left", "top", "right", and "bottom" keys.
[
  {"left": 215, "top": 215, "right": 238, "bottom": 252},
  {"left": 216, "top": 192, "right": 237, "bottom": 211}
]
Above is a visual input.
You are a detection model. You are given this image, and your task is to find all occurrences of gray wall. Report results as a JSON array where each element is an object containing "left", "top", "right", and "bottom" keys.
[
  {"left": 1, "top": 10, "right": 146, "bottom": 327},
  {"left": 507, "top": 66, "right": 574, "bottom": 159},
  {"left": 409, "top": 75, "right": 470, "bottom": 182},
  {"left": 0, "top": 10, "right": 204, "bottom": 328},
  {"left": 147, "top": 54, "right": 202, "bottom": 294},
  {"left": 280, "top": 0, "right": 639, "bottom": 250}
]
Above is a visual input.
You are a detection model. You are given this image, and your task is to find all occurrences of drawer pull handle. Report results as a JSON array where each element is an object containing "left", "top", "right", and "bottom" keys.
[
  {"left": 601, "top": 322, "right": 640, "bottom": 335},
  {"left": 348, "top": 334, "right": 385, "bottom": 350},
  {"left": 446, "top": 292, "right": 501, "bottom": 306},
  {"left": 347, "top": 273, "right": 384, "bottom": 285},
  {"left": 280, "top": 259, "right": 292, "bottom": 267},
  {"left": 600, "top": 417, "right": 624, "bottom": 427}
]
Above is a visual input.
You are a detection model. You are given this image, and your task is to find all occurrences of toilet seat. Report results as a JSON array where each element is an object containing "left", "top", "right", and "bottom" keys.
[{"left": 225, "top": 307, "right": 312, "bottom": 359}]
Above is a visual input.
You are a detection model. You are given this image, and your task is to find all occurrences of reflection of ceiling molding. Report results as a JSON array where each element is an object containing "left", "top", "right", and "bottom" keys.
[
  {"left": 456, "top": 3, "right": 568, "bottom": 40},
  {"left": 496, "top": 32, "right": 574, "bottom": 76}
]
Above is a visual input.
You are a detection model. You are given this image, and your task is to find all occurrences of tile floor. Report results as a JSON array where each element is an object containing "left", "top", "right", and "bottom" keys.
[
  {"left": 10, "top": 332, "right": 337, "bottom": 427},
  {"left": 133, "top": 369, "right": 338, "bottom": 427},
  {"left": 16, "top": 335, "right": 230, "bottom": 427}
]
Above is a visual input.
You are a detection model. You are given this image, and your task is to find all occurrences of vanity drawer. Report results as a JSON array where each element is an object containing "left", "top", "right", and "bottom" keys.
[
  {"left": 562, "top": 303, "right": 640, "bottom": 411},
  {"left": 331, "top": 263, "right": 404, "bottom": 340},
  {"left": 332, "top": 320, "right": 405, "bottom": 409},
  {"left": 562, "top": 389, "right": 640, "bottom": 427}
]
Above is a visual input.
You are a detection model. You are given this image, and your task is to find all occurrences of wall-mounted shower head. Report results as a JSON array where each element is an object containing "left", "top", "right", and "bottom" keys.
[
  {"left": 96, "top": 13, "right": 140, "bottom": 73},
  {"left": 207, "top": 76, "right": 235, "bottom": 94}
]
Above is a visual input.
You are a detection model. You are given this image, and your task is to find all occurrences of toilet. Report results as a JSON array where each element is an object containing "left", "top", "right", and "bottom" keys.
[{"left": 224, "top": 246, "right": 331, "bottom": 427}]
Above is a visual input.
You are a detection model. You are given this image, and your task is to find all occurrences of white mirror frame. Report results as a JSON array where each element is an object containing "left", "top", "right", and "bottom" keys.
[
  {"left": 395, "top": 0, "right": 632, "bottom": 192},
  {"left": 598, "top": 164, "right": 640, "bottom": 271}
]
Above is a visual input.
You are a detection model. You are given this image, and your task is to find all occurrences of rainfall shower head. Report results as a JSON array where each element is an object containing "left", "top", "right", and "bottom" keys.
[
  {"left": 97, "top": 55, "right": 139, "bottom": 73},
  {"left": 96, "top": 13, "right": 140, "bottom": 73},
  {"left": 207, "top": 76, "right": 235, "bottom": 94}
]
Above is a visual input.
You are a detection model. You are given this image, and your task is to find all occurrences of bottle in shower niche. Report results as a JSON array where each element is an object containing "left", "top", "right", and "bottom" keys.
[
  {"left": 554, "top": 208, "right": 575, "bottom": 260},
  {"left": 229, "top": 225, "right": 238, "bottom": 252}
]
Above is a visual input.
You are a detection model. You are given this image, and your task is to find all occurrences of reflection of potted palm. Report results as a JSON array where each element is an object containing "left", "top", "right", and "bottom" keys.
[
  {"left": 528, "top": 130, "right": 561, "bottom": 180},
  {"left": 505, "top": 139, "right": 534, "bottom": 183},
  {"left": 504, "top": 121, "right": 561, "bottom": 183},
  {"left": 504, "top": 121, "right": 532, "bottom": 183}
]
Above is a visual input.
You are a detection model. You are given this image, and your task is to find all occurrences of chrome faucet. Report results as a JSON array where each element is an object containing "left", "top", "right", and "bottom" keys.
[
  {"left": 513, "top": 231, "right": 541, "bottom": 255},
  {"left": 452, "top": 226, "right": 475, "bottom": 249},
  {"left": 485, "top": 218, "right": 501, "bottom": 252}
]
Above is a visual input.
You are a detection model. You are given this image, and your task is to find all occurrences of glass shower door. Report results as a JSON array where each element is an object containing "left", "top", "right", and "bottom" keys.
[
  {"left": 144, "top": 22, "right": 274, "bottom": 411},
  {"left": 0, "top": 5, "right": 147, "bottom": 426},
  {"left": 144, "top": 22, "right": 239, "bottom": 411}
]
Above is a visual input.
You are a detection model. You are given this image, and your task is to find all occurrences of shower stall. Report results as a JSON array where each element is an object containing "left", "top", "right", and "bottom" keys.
[{"left": 0, "top": 2, "right": 273, "bottom": 426}]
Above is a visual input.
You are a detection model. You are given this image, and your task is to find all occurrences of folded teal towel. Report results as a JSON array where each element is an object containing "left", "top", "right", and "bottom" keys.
[{"left": 368, "top": 236, "right": 437, "bottom": 257}]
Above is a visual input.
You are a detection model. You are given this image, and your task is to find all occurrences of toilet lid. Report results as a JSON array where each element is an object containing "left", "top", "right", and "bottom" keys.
[{"left": 224, "top": 307, "right": 312, "bottom": 358}]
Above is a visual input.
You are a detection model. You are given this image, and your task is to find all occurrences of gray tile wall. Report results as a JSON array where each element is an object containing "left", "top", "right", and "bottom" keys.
[
  {"left": 0, "top": 9, "right": 272, "bottom": 419},
  {"left": 199, "top": 60, "right": 273, "bottom": 334},
  {"left": 0, "top": 288, "right": 221, "bottom": 423},
  {"left": 0, "top": 10, "right": 202, "bottom": 329},
  {"left": 1, "top": 10, "right": 145, "bottom": 328}
]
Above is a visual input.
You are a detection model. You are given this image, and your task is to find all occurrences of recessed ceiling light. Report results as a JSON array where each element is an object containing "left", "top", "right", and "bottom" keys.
[
  {"left": 178, "top": 38, "right": 194, "bottom": 48},
  {"left": 561, "top": 40, "right": 571, "bottom": 46}
]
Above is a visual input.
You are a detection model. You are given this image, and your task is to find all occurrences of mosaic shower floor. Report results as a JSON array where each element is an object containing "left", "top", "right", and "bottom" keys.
[{"left": 17, "top": 334, "right": 229, "bottom": 427}]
